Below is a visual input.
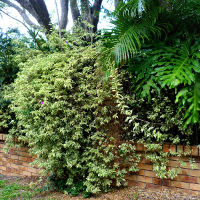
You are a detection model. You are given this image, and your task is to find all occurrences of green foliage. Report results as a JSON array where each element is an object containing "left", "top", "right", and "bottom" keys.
[
  {"left": 0, "top": 28, "right": 19, "bottom": 85},
  {"left": 0, "top": 179, "right": 34, "bottom": 200},
  {"left": 101, "top": 0, "right": 162, "bottom": 64},
  {"left": 0, "top": 28, "right": 40, "bottom": 134},
  {"left": 0, "top": 29, "right": 19, "bottom": 133},
  {"left": 3, "top": 1, "right": 199, "bottom": 193},
  {"left": 6, "top": 31, "right": 140, "bottom": 195},
  {"left": 103, "top": 0, "right": 200, "bottom": 129},
  {"left": 99, "top": 0, "right": 200, "bottom": 180},
  {"left": 130, "top": 41, "right": 200, "bottom": 127}
]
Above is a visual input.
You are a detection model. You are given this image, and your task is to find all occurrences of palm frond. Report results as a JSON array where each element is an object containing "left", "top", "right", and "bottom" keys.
[{"left": 101, "top": 0, "right": 163, "bottom": 65}]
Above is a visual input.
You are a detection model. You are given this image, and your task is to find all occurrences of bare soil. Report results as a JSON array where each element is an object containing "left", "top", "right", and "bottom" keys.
[{"left": 1, "top": 174, "right": 200, "bottom": 200}]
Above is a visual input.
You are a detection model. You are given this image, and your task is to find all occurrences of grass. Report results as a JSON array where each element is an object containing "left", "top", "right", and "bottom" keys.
[{"left": 0, "top": 178, "right": 55, "bottom": 200}]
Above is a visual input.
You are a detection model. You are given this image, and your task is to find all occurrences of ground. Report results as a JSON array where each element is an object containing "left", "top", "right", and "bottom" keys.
[{"left": 0, "top": 174, "right": 200, "bottom": 200}]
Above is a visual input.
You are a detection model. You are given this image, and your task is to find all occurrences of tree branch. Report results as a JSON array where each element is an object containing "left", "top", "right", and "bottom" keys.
[
  {"left": 0, "top": 8, "right": 29, "bottom": 29},
  {"left": 0, "top": 9, "right": 44, "bottom": 51},
  {"left": 1, "top": 0, "right": 40, "bottom": 28},
  {"left": 28, "top": 0, "right": 51, "bottom": 33},
  {"left": 15, "top": 0, "right": 40, "bottom": 21}
]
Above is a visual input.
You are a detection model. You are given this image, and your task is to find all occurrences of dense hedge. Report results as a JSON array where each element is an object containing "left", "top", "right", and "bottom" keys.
[{"left": 5, "top": 34, "right": 140, "bottom": 195}]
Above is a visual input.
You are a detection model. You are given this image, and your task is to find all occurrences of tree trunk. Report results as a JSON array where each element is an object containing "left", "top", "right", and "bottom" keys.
[
  {"left": 60, "top": 0, "right": 69, "bottom": 30},
  {"left": 29, "top": 0, "right": 51, "bottom": 33},
  {"left": 69, "top": 0, "right": 80, "bottom": 22},
  {"left": 70, "top": 0, "right": 103, "bottom": 33},
  {"left": 91, "top": 0, "right": 103, "bottom": 33}
]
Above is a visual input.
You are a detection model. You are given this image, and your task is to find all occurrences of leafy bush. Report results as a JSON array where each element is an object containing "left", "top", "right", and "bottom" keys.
[
  {"left": 0, "top": 29, "right": 19, "bottom": 85},
  {"left": 6, "top": 32, "right": 140, "bottom": 195},
  {"left": 102, "top": 0, "right": 200, "bottom": 142},
  {"left": 0, "top": 29, "right": 19, "bottom": 133},
  {"left": 0, "top": 28, "right": 41, "bottom": 133}
]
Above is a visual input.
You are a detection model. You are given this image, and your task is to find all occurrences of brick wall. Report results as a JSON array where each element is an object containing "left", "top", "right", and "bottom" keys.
[
  {"left": 0, "top": 133, "right": 40, "bottom": 176},
  {"left": 126, "top": 143, "right": 200, "bottom": 195},
  {"left": 1, "top": 133, "right": 200, "bottom": 194}
]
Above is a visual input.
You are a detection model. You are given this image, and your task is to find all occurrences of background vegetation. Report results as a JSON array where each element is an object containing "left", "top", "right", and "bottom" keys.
[{"left": 0, "top": 0, "right": 199, "bottom": 197}]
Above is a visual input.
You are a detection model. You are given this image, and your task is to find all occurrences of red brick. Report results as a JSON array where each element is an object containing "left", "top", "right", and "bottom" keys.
[
  {"left": 137, "top": 181, "right": 146, "bottom": 189},
  {"left": 28, "top": 167, "right": 39, "bottom": 174},
  {"left": 1, "top": 171, "right": 12, "bottom": 176},
  {"left": 14, "top": 160, "right": 23, "bottom": 165},
  {"left": 11, "top": 168, "right": 20, "bottom": 174},
  {"left": 137, "top": 176, "right": 152, "bottom": 183},
  {"left": 0, "top": 134, "right": 3, "bottom": 140},
  {"left": 2, "top": 161, "right": 10, "bottom": 167},
  {"left": 6, "top": 167, "right": 12, "bottom": 172},
  {"left": 18, "top": 166, "right": 27, "bottom": 171},
  {"left": 190, "top": 183, "right": 200, "bottom": 191},
  {"left": 3, "top": 153, "right": 9, "bottom": 158},
  {"left": 181, "top": 169, "right": 189, "bottom": 175},
  {"left": 138, "top": 170, "right": 145, "bottom": 176},
  {"left": 170, "top": 181, "right": 189, "bottom": 189},
  {"left": 17, "top": 151, "right": 31, "bottom": 157},
  {"left": 23, "top": 162, "right": 31, "bottom": 167},
  {"left": 177, "top": 145, "right": 183, "bottom": 153},
  {"left": 179, "top": 175, "right": 198, "bottom": 184},
  {"left": 189, "top": 190, "right": 200, "bottom": 196},
  {"left": 168, "top": 160, "right": 179, "bottom": 168},
  {"left": 191, "top": 146, "right": 199, "bottom": 156},
  {"left": 10, "top": 155, "right": 18, "bottom": 160},
  {"left": 127, "top": 180, "right": 137, "bottom": 186},
  {"left": 138, "top": 163, "right": 153, "bottom": 171},
  {"left": 127, "top": 175, "right": 137, "bottom": 181},
  {"left": 190, "top": 170, "right": 200, "bottom": 177},
  {"left": 2, "top": 157, "right": 7, "bottom": 162},
  {"left": 10, "top": 163, "right": 20, "bottom": 169},
  {"left": 145, "top": 170, "right": 156, "bottom": 178},
  {"left": 146, "top": 183, "right": 161, "bottom": 189},
  {"left": 22, "top": 171, "right": 32, "bottom": 176},
  {"left": 26, "top": 157, "right": 34, "bottom": 162},
  {"left": 171, "top": 188, "right": 191, "bottom": 195},
  {"left": 20, "top": 147, "right": 29, "bottom": 152},
  {"left": 136, "top": 143, "right": 144, "bottom": 151},
  {"left": 153, "top": 178, "right": 169, "bottom": 186},
  {"left": 163, "top": 144, "right": 170, "bottom": 153},
  {"left": 19, "top": 156, "right": 28, "bottom": 162}
]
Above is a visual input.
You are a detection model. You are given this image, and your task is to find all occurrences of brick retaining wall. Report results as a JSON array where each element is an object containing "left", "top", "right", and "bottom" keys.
[
  {"left": 1, "top": 133, "right": 200, "bottom": 194},
  {"left": 0, "top": 133, "right": 40, "bottom": 176},
  {"left": 126, "top": 143, "right": 200, "bottom": 195}
]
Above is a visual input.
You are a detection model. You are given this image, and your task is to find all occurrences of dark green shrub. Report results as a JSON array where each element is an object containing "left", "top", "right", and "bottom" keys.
[{"left": 0, "top": 28, "right": 41, "bottom": 133}]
